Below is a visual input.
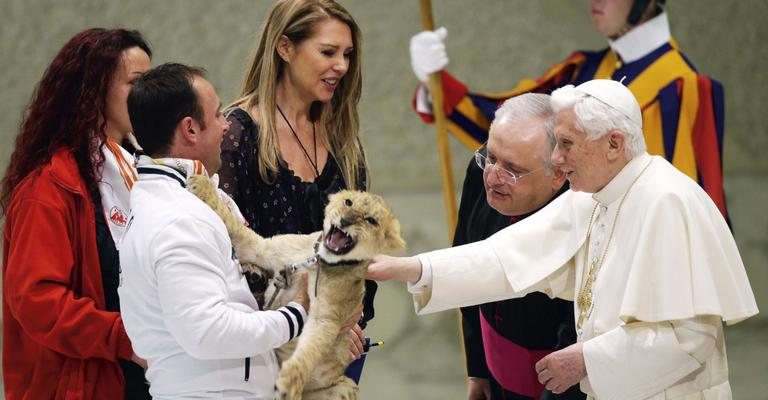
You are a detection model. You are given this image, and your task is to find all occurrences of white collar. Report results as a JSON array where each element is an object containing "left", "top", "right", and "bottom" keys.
[
  {"left": 136, "top": 155, "right": 208, "bottom": 186},
  {"left": 593, "top": 153, "right": 652, "bottom": 206},
  {"left": 609, "top": 12, "right": 671, "bottom": 63}
]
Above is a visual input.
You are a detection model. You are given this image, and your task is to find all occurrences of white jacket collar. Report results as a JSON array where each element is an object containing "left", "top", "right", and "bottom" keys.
[
  {"left": 136, "top": 155, "right": 208, "bottom": 187},
  {"left": 609, "top": 12, "right": 671, "bottom": 63}
]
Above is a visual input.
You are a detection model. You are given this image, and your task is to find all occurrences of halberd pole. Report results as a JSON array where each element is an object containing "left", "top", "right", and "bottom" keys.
[{"left": 419, "top": 0, "right": 457, "bottom": 242}]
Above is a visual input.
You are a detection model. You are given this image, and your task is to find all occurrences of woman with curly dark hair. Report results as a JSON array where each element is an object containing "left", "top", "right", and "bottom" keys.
[{"left": 1, "top": 28, "right": 152, "bottom": 400}]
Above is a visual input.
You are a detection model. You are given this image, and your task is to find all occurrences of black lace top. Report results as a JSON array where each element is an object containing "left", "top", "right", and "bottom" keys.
[
  {"left": 219, "top": 108, "right": 364, "bottom": 236},
  {"left": 219, "top": 107, "right": 376, "bottom": 326}
]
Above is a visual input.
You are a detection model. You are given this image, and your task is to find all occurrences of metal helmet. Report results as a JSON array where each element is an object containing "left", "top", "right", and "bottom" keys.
[{"left": 627, "top": 0, "right": 666, "bottom": 26}]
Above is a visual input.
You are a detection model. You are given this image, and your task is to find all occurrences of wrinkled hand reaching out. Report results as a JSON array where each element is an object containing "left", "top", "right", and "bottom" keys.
[{"left": 366, "top": 255, "right": 422, "bottom": 283}]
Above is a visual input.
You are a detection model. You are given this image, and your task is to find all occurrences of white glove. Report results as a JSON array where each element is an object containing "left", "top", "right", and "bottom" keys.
[{"left": 410, "top": 27, "right": 449, "bottom": 83}]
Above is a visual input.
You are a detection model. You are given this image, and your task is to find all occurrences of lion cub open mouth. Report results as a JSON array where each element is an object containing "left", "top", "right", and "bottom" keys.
[
  {"left": 324, "top": 225, "right": 355, "bottom": 255},
  {"left": 185, "top": 177, "right": 405, "bottom": 400}
]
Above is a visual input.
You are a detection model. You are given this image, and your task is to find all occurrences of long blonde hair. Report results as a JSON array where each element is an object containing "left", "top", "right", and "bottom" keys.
[{"left": 231, "top": 0, "right": 366, "bottom": 189}]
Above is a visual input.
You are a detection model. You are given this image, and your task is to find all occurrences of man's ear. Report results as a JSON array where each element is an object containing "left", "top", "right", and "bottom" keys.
[
  {"left": 606, "top": 130, "right": 626, "bottom": 161},
  {"left": 178, "top": 116, "right": 197, "bottom": 144},
  {"left": 276, "top": 35, "right": 293, "bottom": 63}
]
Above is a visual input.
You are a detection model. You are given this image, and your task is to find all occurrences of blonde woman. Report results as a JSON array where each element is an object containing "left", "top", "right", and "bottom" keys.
[{"left": 218, "top": 0, "right": 372, "bottom": 364}]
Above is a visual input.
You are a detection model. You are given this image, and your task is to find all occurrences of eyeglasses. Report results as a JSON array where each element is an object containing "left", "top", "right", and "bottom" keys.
[{"left": 474, "top": 150, "right": 544, "bottom": 185}]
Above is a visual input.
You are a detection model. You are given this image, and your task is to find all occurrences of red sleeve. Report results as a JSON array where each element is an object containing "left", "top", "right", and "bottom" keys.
[
  {"left": 411, "top": 52, "right": 585, "bottom": 125},
  {"left": 412, "top": 70, "right": 470, "bottom": 123},
  {"left": 4, "top": 195, "right": 133, "bottom": 361},
  {"left": 692, "top": 76, "right": 728, "bottom": 218}
]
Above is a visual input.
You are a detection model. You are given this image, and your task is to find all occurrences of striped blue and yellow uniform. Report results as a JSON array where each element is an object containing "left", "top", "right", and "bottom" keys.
[{"left": 417, "top": 39, "right": 727, "bottom": 217}]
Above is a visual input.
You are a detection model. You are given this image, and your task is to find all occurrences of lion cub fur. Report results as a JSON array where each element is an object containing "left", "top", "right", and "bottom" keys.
[{"left": 186, "top": 175, "right": 405, "bottom": 400}]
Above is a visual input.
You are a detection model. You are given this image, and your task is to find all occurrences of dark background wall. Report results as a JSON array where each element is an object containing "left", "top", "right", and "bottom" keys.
[{"left": 1, "top": 1, "right": 765, "bottom": 398}]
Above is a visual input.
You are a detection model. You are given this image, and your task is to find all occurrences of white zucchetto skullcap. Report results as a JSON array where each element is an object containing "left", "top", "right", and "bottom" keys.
[{"left": 574, "top": 79, "right": 642, "bottom": 127}]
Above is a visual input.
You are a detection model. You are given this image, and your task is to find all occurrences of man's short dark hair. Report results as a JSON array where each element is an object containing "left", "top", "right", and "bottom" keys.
[{"left": 128, "top": 63, "right": 207, "bottom": 156}]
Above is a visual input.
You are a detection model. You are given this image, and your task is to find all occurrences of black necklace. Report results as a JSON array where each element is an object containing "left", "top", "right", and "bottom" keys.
[{"left": 277, "top": 105, "right": 319, "bottom": 178}]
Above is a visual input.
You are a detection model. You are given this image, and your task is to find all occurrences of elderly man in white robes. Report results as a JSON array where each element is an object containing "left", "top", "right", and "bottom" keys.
[{"left": 367, "top": 79, "right": 757, "bottom": 400}]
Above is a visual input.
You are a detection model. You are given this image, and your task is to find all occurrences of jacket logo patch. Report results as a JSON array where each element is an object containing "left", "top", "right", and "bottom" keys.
[{"left": 110, "top": 206, "right": 128, "bottom": 227}]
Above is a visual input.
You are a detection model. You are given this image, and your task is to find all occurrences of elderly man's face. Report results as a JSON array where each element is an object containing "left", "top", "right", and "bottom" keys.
[
  {"left": 483, "top": 117, "right": 565, "bottom": 217},
  {"left": 551, "top": 107, "right": 614, "bottom": 193}
]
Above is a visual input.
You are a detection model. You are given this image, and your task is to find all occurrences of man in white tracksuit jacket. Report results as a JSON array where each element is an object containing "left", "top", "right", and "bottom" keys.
[{"left": 119, "top": 63, "right": 307, "bottom": 399}]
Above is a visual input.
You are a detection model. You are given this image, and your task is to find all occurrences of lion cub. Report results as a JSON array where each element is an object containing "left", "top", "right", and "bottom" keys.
[{"left": 186, "top": 175, "right": 405, "bottom": 400}]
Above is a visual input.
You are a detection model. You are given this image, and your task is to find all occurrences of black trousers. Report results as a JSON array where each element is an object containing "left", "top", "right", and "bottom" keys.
[{"left": 120, "top": 359, "right": 152, "bottom": 399}]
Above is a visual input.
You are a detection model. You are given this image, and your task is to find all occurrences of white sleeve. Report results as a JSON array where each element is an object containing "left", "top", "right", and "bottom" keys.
[
  {"left": 407, "top": 254, "right": 433, "bottom": 294},
  {"left": 403, "top": 191, "right": 591, "bottom": 314},
  {"left": 410, "top": 240, "right": 514, "bottom": 314},
  {"left": 407, "top": 254, "right": 434, "bottom": 314},
  {"left": 154, "top": 217, "right": 306, "bottom": 359},
  {"left": 408, "top": 240, "right": 572, "bottom": 314},
  {"left": 582, "top": 316, "right": 719, "bottom": 400}
]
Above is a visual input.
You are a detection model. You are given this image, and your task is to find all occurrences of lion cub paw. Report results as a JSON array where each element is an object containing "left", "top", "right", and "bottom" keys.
[
  {"left": 186, "top": 175, "right": 218, "bottom": 205},
  {"left": 275, "top": 368, "right": 304, "bottom": 400},
  {"left": 303, "top": 377, "right": 359, "bottom": 400},
  {"left": 242, "top": 265, "right": 271, "bottom": 294}
]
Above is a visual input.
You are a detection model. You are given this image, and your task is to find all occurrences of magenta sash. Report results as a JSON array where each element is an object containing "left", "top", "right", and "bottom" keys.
[{"left": 480, "top": 314, "right": 552, "bottom": 397}]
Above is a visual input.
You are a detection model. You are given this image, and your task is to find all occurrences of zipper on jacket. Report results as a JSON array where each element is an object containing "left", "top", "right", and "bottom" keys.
[{"left": 244, "top": 357, "right": 251, "bottom": 381}]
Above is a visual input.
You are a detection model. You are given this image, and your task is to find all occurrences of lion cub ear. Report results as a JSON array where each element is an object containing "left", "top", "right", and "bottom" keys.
[{"left": 384, "top": 218, "right": 406, "bottom": 252}]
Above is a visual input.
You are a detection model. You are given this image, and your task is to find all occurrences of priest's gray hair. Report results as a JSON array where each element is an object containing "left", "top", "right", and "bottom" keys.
[
  {"left": 550, "top": 85, "right": 646, "bottom": 157},
  {"left": 492, "top": 93, "right": 556, "bottom": 174}
]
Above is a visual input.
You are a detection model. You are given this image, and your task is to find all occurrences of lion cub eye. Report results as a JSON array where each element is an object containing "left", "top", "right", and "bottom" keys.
[
  {"left": 345, "top": 199, "right": 353, "bottom": 207},
  {"left": 365, "top": 217, "right": 378, "bottom": 226}
]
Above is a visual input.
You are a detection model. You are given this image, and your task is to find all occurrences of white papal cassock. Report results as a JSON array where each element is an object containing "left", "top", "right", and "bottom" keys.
[{"left": 409, "top": 153, "right": 757, "bottom": 400}]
